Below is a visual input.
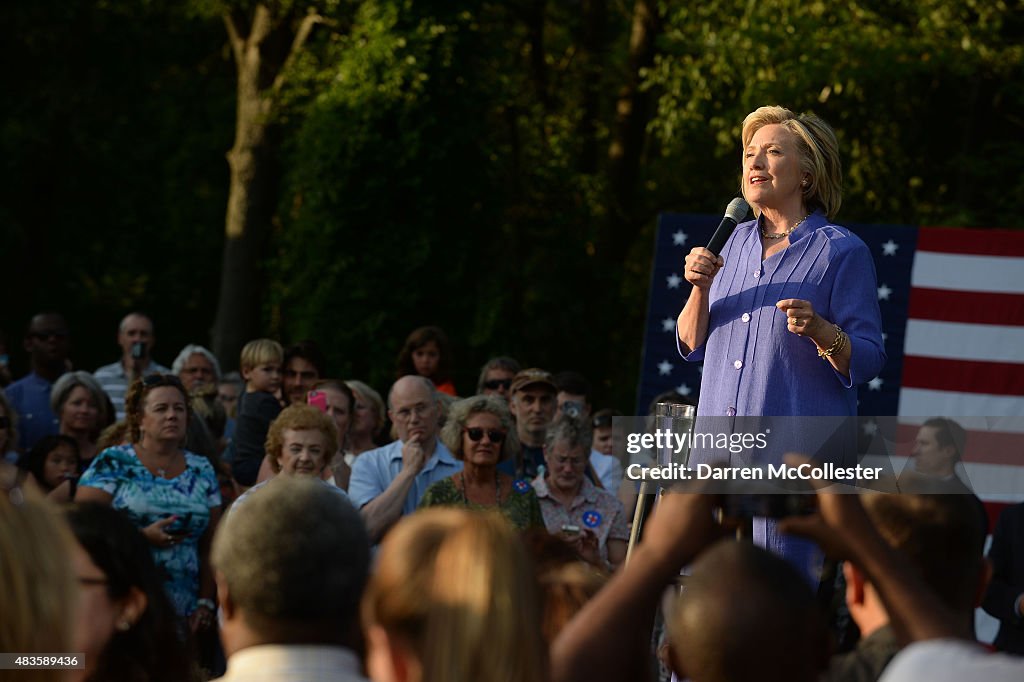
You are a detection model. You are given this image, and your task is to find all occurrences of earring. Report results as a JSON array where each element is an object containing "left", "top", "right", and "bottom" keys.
[{"left": 117, "top": 620, "right": 132, "bottom": 632}]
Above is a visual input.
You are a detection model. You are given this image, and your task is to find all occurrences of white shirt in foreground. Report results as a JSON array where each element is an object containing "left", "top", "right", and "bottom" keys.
[{"left": 879, "top": 639, "right": 1024, "bottom": 682}]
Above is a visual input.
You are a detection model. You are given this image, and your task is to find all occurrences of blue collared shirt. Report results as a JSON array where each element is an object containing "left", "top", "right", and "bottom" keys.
[
  {"left": 348, "top": 438, "right": 462, "bottom": 514},
  {"left": 5, "top": 372, "right": 60, "bottom": 450},
  {"left": 680, "top": 210, "right": 885, "bottom": 417}
]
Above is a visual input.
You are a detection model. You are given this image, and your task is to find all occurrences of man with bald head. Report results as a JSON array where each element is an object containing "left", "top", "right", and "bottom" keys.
[
  {"left": 93, "top": 312, "right": 170, "bottom": 420},
  {"left": 348, "top": 375, "right": 462, "bottom": 542},
  {"left": 5, "top": 312, "right": 71, "bottom": 449}
]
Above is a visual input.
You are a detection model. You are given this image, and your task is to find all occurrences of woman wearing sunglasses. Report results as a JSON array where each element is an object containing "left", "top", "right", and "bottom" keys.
[
  {"left": 77, "top": 373, "right": 221, "bottom": 637},
  {"left": 419, "top": 395, "right": 543, "bottom": 530}
]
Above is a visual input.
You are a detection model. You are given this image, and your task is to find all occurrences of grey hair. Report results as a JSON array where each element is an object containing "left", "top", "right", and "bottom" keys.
[
  {"left": 439, "top": 395, "right": 520, "bottom": 462},
  {"left": 211, "top": 477, "right": 369, "bottom": 633},
  {"left": 476, "top": 356, "right": 521, "bottom": 393},
  {"left": 544, "top": 416, "right": 591, "bottom": 452},
  {"left": 171, "top": 344, "right": 222, "bottom": 382},
  {"left": 50, "top": 371, "right": 109, "bottom": 425}
]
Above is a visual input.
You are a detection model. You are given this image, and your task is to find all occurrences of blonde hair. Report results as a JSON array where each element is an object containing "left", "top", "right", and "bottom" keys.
[
  {"left": 345, "top": 380, "right": 386, "bottom": 435},
  {"left": 741, "top": 105, "right": 843, "bottom": 219},
  {"left": 439, "top": 395, "right": 520, "bottom": 462},
  {"left": 265, "top": 405, "right": 340, "bottom": 474},
  {"left": 239, "top": 338, "right": 284, "bottom": 372},
  {"left": 363, "top": 509, "right": 547, "bottom": 682},
  {"left": 0, "top": 484, "right": 76, "bottom": 682}
]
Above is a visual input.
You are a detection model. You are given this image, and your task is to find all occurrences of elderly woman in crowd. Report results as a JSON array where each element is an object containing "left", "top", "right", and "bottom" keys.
[
  {"left": 172, "top": 344, "right": 221, "bottom": 394},
  {"left": 676, "top": 105, "right": 885, "bottom": 568},
  {"left": 419, "top": 395, "right": 543, "bottom": 530},
  {"left": 77, "top": 374, "right": 221, "bottom": 633},
  {"left": 533, "top": 417, "right": 629, "bottom": 570},
  {"left": 232, "top": 403, "right": 346, "bottom": 511},
  {"left": 67, "top": 503, "right": 196, "bottom": 682},
  {"left": 309, "top": 379, "right": 357, "bottom": 489},
  {"left": 363, "top": 508, "right": 547, "bottom": 682},
  {"left": 346, "top": 379, "right": 388, "bottom": 454},
  {"left": 52, "top": 371, "right": 109, "bottom": 466}
]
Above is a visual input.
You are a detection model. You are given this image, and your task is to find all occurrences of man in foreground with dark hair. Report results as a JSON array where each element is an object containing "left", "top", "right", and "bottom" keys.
[
  {"left": 823, "top": 493, "right": 989, "bottom": 681},
  {"left": 211, "top": 476, "right": 370, "bottom": 682}
]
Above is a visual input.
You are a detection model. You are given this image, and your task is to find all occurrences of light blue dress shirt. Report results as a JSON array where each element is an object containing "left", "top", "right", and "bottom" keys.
[{"left": 348, "top": 438, "right": 462, "bottom": 514}]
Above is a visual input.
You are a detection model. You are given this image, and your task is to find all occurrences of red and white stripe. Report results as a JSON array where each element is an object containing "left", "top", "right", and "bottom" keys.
[{"left": 897, "top": 226, "right": 1024, "bottom": 504}]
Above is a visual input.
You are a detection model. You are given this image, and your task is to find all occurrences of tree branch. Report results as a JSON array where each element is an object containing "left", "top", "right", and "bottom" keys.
[
  {"left": 222, "top": 11, "right": 246, "bottom": 65},
  {"left": 271, "top": 10, "right": 323, "bottom": 95}
]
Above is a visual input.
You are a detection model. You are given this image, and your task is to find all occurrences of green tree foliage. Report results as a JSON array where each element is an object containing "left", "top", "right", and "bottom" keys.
[{"left": 2, "top": 0, "right": 1020, "bottom": 407}]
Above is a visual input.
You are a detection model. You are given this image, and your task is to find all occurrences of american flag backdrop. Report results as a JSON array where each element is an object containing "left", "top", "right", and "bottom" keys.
[
  {"left": 637, "top": 213, "right": 1024, "bottom": 641},
  {"left": 637, "top": 213, "right": 1024, "bottom": 501}
]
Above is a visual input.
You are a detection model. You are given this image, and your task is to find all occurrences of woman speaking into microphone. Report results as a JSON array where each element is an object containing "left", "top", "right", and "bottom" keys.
[{"left": 676, "top": 105, "right": 885, "bottom": 567}]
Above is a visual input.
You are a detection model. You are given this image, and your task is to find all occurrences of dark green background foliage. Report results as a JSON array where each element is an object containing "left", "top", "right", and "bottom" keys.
[{"left": 2, "top": 0, "right": 1021, "bottom": 408}]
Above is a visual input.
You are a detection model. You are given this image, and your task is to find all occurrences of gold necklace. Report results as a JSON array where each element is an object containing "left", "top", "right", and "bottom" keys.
[{"left": 761, "top": 213, "right": 810, "bottom": 240}]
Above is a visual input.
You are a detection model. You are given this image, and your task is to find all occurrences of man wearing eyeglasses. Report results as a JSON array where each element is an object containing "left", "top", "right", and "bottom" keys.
[
  {"left": 93, "top": 312, "right": 169, "bottom": 421},
  {"left": 349, "top": 375, "right": 461, "bottom": 543},
  {"left": 5, "top": 312, "right": 71, "bottom": 450}
]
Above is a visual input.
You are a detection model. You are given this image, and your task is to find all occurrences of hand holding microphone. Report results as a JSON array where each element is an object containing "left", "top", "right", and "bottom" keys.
[{"left": 684, "top": 197, "right": 749, "bottom": 290}]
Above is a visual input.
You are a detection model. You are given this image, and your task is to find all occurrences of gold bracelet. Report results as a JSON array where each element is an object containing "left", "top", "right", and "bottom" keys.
[{"left": 817, "top": 324, "right": 846, "bottom": 358}]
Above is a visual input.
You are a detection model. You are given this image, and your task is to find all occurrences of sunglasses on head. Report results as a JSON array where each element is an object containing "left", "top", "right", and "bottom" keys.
[
  {"left": 483, "top": 379, "right": 512, "bottom": 390},
  {"left": 593, "top": 414, "right": 613, "bottom": 428},
  {"left": 464, "top": 427, "right": 506, "bottom": 443}
]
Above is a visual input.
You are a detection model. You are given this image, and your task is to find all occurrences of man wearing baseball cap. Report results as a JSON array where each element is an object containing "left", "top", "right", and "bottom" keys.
[{"left": 500, "top": 368, "right": 558, "bottom": 479}]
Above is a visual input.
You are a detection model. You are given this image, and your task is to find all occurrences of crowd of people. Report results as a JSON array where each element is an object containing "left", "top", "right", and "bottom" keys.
[{"left": 3, "top": 103, "right": 1024, "bottom": 681}]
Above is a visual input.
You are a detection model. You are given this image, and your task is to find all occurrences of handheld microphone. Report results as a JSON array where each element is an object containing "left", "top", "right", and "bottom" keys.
[{"left": 706, "top": 197, "right": 750, "bottom": 256}]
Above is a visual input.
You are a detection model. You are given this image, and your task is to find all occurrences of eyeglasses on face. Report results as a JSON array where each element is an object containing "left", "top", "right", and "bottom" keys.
[
  {"left": 464, "top": 427, "right": 506, "bottom": 443},
  {"left": 393, "top": 403, "right": 432, "bottom": 422},
  {"left": 483, "top": 379, "right": 512, "bottom": 390}
]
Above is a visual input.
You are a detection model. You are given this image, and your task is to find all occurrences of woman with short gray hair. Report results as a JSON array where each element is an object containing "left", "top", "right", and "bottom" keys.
[
  {"left": 419, "top": 395, "right": 543, "bottom": 530},
  {"left": 51, "top": 371, "right": 110, "bottom": 466}
]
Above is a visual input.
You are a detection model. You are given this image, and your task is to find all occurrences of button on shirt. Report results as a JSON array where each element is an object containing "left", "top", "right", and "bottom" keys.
[
  {"left": 532, "top": 475, "right": 629, "bottom": 564},
  {"left": 5, "top": 372, "right": 60, "bottom": 450},
  {"left": 348, "top": 438, "right": 462, "bottom": 514},
  {"left": 678, "top": 211, "right": 885, "bottom": 417}
]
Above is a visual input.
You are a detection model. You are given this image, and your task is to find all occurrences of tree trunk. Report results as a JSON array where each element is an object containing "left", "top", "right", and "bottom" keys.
[
  {"left": 211, "top": 6, "right": 320, "bottom": 368},
  {"left": 604, "top": 0, "right": 661, "bottom": 258}
]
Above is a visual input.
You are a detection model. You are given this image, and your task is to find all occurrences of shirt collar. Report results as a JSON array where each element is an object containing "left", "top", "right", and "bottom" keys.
[
  {"left": 225, "top": 644, "right": 362, "bottom": 677},
  {"left": 532, "top": 475, "right": 597, "bottom": 504}
]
